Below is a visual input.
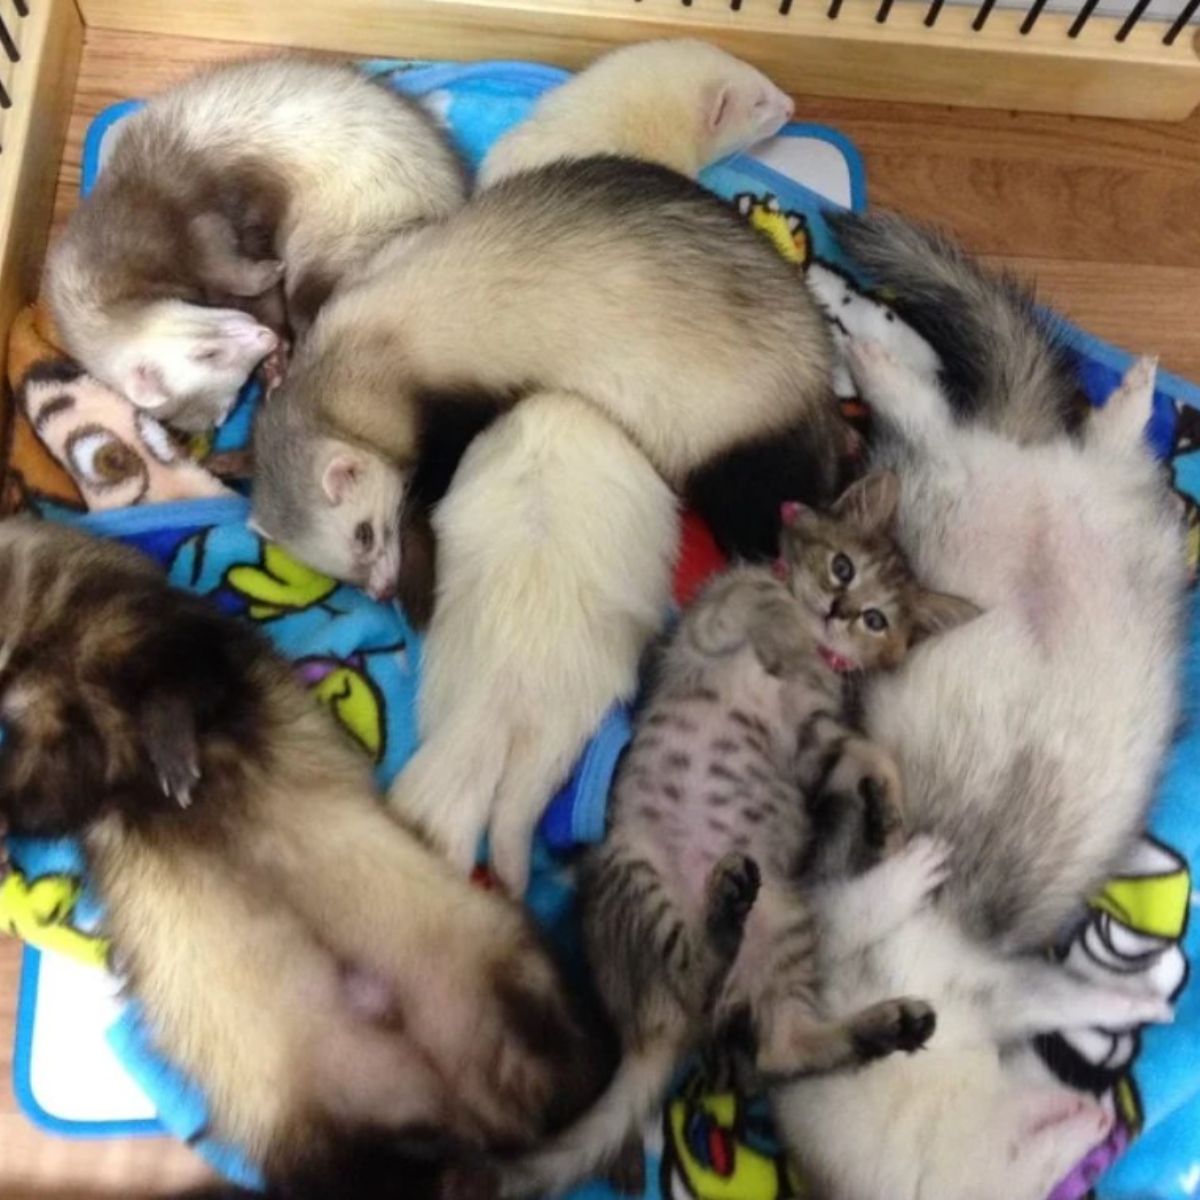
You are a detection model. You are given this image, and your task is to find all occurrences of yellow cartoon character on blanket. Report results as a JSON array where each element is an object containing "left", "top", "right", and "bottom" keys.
[
  {"left": 0, "top": 864, "right": 109, "bottom": 967},
  {"left": 660, "top": 1067, "right": 806, "bottom": 1200},
  {"left": 1034, "top": 836, "right": 1190, "bottom": 1189}
]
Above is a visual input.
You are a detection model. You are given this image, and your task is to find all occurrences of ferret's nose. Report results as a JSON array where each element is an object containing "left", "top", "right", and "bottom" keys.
[
  {"left": 368, "top": 581, "right": 397, "bottom": 604},
  {"left": 256, "top": 327, "right": 279, "bottom": 351}
]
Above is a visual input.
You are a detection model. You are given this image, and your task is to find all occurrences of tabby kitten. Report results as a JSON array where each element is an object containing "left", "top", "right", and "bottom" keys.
[{"left": 500, "top": 470, "right": 981, "bottom": 1198}]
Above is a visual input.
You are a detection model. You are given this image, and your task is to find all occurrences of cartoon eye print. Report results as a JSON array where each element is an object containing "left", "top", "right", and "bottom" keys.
[{"left": 65, "top": 424, "right": 148, "bottom": 503}]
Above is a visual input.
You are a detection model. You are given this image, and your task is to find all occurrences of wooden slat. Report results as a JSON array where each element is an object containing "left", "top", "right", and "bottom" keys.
[
  {"left": 0, "top": 0, "right": 83, "bottom": 375},
  {"left": 75, "top": 0, "right": 1200, "bottom": 121}
]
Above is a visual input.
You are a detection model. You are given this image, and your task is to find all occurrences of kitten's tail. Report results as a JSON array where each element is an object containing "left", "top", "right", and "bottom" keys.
[
  {"left": 826, "top": 210, "right": 1081, "bottom": 442},
  {"left": 498, "top": 1039, "right": 679, "bottom": 1199}
]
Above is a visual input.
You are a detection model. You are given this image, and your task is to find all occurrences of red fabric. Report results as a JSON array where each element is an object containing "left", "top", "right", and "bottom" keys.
[{"left": 672, "top": 510, "right": 728, "bottom": 608}]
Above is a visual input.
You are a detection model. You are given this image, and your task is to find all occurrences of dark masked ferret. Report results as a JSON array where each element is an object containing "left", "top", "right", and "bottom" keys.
[
  {"left": 251, "top": 155, "right": 844, "bottom": 609},
  {"left": 0, "top": 519, "right": 606, "bottom": 1200},
  {"left": 477, "top": 40, "right": 794, "bottom": 186},
  {"left": 45, "top": 57, "right": 466, "bottom": 432}
]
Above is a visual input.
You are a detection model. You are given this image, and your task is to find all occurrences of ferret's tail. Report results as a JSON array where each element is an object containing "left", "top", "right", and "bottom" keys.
[
  {"left": 499, "top": 1040, "right": 678, "bottom": 1199},
  {"left": 826, "top": 209, "right": 1081, "bottom": 441}
]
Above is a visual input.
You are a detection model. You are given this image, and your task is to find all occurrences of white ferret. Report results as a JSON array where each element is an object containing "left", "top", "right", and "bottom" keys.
[
  {"left": 477, "top": 40, "right": 794, "bottom": 186},
  {"left": 771, "top": 211, "right": 1186, "bottom": 1198},
  {"left": 0, "top": 520, "right": 607, "bottom": 1200},
  {"left": 45, "top": 56, "right": 465, "bottom": 431},
  {"left": 401, "top": 390, "right": 678, "bottom": 893}
]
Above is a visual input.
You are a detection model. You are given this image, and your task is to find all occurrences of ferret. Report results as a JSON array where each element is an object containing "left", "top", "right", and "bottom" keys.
[
  {"left": 0, "top": 519, "right": 607, "bottom": 1199},
  {"left": 769, "top": 214, "right": 1187, "bottom": 1200},
  {"left": 45, "top": 56, "right": 466, "bottom": 432},
  {"left": 476, "top": 40, "right": 794, "bottom": 187},
  {"left": 395, "top": 389, "right": 678, "bottom": 894},
  {"left": 251, "top": 154, "right": 844, "bottom": 611}
]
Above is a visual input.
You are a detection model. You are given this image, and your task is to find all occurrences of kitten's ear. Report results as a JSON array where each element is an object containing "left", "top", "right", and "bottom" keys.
[
  {"left": 780, "top": 500, "right": 811, "bottom": 528},
  {"left": 321, "top": 450, "right": 365, "bottom": 506},
  {"left": 910, "top": 589, "right": 982, "bottom": 644},
  {"left": 832, "top": 470, "right": 900, "bottom": 534}
]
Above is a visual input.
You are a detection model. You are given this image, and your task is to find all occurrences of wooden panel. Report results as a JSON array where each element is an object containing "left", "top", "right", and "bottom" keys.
[
  {"left": 0, "top": 0, "right": 83, "bottom": 375},
  {"left": 75, "top": 0, "right": 1200, "bottom": 121}
]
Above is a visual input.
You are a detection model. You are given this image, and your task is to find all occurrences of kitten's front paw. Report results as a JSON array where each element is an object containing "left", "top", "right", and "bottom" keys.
[
  {"left": 829, "top": 739, "right": 905, "bottom": 856},
  {"left": 851, "top": 997, "right": 937, "bottom": 1061}
]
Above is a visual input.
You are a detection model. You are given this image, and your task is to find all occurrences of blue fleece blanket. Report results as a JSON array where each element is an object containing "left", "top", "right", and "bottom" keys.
[{"left": 9, "top": 57, "right": 1200, "bottom": 1200}]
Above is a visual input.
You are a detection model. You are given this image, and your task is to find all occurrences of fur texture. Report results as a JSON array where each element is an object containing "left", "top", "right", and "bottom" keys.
[
  {"left": 391, "top": 391, "right": 678, "bottom": 893},
  {"left": 0, "top": 520, "right": 607, "bottom": 1198},
  {"left": 46, "top": 56, "right": 466, "bottom": 431},
  {"left": 477, "top": 40, "right": 793, "bottom": 186},
  {"left": 252, "top": 156, "right": 842, "bottom": 614},
  {"left": 771, "top": 338, "right": 1185, "bottom": 1200}
]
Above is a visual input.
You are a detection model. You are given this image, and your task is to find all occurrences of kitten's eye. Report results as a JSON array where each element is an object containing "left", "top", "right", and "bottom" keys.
[
  {"left": 831, "top": 553, "right": 855, "bottom": 585},
  {"left": 354, "top": 521, "right": 375, "bottom": 552},
  {"left": 862, "top": 608, "right": 889, "bottom": 633}
]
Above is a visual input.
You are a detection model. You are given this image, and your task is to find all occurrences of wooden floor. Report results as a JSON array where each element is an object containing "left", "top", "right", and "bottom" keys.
[{"left": 5, "top": 22, "right": 1200, "bottom": 1197}]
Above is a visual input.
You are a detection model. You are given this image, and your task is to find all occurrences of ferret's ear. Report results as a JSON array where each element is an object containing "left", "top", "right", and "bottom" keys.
[
  {"left": 126, "top": 363, "right": 171, "bottom": 410},
  {"left": 706, "top": 83, "right": 734, "bottom": 134},
  {"left": 910, "top": 590, "right": 982, "bottom": 645},
  {"left": 190, "top": 212, "right": 284, "bottom": 298},
  {"left": 321, "top": 451, "right": 365, "bottom": 506},
  {"left": 832, "top": 470, "right": 900, "bottom": 534}
]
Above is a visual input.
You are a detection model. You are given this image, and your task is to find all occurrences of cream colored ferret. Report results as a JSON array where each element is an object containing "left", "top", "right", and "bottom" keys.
[{"left": 478, "top": 39, "right": 794, "bottom": 186}]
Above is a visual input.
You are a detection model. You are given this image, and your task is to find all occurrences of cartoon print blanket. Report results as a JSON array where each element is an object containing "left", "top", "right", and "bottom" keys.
[{"left": 3, "top": 56, "right": 1200, "bottom": 1200}]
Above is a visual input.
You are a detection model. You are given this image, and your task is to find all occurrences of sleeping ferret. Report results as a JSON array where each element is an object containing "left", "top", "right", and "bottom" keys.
[
  {"left": 45, "top": 56, "right": 466, "bottom": 432},
  {"left": 477, "top": 39, "right": 794, "bottom": 187},
  {"left": 250, "top": 154, "right": 846, "bottom": 610},
  {"left": 0, "top": 519, "right": 608, "bottom": 1200}
]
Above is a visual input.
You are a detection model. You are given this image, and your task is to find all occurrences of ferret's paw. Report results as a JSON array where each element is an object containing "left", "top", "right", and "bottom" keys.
[
  {"left": 488, "top": 811, "right": 536, "bottom": 899},
  {"left": 142, "top": 696, "right": 201, "bottom": 809},
  {"left": 851, "top": 996, "right": 937, "bottom": 1061},
  {"left": 260, "top": 341, "right": 291, "bottom": 395},
  {"left": 885, "top": 834, "right": 953, "bottom": 902}
]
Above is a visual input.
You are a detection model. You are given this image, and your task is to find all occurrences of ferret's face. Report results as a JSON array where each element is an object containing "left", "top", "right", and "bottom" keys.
[
  {"left": 706, "top": 73, "right": 795, "bottom": 162},
  {"left": 273, "top": 445, "right": 405, "bottom": 603},
  {"left": 115, "top": 300, "right": 277, "bottom": 432}
]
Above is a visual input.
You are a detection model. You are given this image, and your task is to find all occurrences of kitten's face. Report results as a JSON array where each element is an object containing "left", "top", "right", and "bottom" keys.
[{"left": 779, "top": 472, "right": 980, "bottom": 672}]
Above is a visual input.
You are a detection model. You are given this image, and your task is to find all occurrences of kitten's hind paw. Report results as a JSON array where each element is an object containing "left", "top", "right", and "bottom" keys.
[
  {"left": 705, "top": 853, "right": 762, "bottom": 957},
  {"left": 850, "top": 997, "right": 937, "bottom": 1061}
]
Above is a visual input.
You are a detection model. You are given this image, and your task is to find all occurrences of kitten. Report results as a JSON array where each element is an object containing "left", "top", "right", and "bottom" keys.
[
  {"left": 771, "top": 340, "right": 1184, "bottom": 1200},
  {"left": 500, "top": 470, "right": 979, "bottom": 1198}
]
